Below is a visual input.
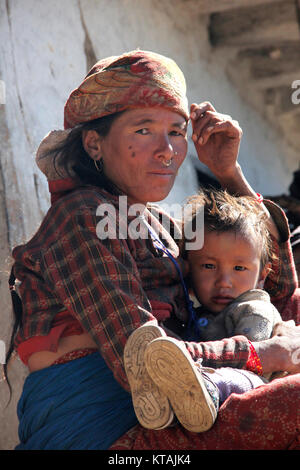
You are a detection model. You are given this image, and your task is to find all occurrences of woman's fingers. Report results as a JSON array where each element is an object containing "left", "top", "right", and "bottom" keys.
[
  {"left": 191, "top": 108, "right": 241, "bottom": 145},
  {"left": 197, "top": 119, "right": 242, "bottom": 146},
  {"left": 190, "top": 101, "right": 216, "bottom": 120},
  {"left": 189, "top": 101, "right": 244, "bottom": 180}
]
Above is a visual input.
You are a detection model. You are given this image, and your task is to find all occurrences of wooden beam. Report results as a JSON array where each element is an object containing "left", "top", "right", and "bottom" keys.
[
  {"left": 185, "top": 0, "right": 284, "bottom": 15},
  {"left": 235, "top": 42, "right": 300, "bottom": 88},
  {"left": 209, "top": 0, "right": 299, "bottom": 47},
  {"left": 254, "top": 72, "right": 300, "bottom": 89}
]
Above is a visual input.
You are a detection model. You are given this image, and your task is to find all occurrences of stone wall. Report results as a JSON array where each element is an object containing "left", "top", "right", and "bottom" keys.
[{"left": 0, "top": 0, "right": 298, "bottom": 449}]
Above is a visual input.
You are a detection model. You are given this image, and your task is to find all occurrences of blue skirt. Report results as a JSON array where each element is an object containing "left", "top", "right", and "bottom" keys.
[{"left": 16, "top": 352, "right": 138, "bottom": 450}]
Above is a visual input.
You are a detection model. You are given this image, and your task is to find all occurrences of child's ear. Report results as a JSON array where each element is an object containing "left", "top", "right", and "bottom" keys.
[{"left": 256, "top": 262, "right": 272, "bottom": 289}]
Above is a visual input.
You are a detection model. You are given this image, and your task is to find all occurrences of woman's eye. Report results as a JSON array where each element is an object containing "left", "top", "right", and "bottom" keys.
[
  {"left": 136, "top": 128, "right": 149, "bottom": 135},
  {"left": 170, "top": 130, "right": 186, "bottom": 137},
  {"left": 234, "top": 266, "right": 246, "bottom": 271}
]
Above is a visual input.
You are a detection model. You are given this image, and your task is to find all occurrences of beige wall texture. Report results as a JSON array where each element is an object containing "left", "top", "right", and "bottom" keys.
[{"left": 0, "top": 0, "right": 298, "bottom": 449}]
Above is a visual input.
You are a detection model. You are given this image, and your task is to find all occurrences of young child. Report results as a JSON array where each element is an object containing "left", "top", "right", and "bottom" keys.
[
  {"left": 124, "top": 190, "right": 285, "bottom": 434},
  {"left": 183, "top": 189, "right": 283, "bottom": 344}
]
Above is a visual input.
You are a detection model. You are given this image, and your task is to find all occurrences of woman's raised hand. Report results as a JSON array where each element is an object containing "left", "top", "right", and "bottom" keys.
[{"left": 190, "top": 102, "right": 243, "bottom": 180}]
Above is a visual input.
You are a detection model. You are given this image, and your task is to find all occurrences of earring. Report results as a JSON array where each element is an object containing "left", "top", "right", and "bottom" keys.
[{"left": 94, "top": 159, "right": 103, "bottom": 172}]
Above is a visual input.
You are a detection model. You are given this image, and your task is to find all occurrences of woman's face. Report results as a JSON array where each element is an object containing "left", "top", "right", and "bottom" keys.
[{"left": 99, "top": 107, "right": 188, "bottom": 204}]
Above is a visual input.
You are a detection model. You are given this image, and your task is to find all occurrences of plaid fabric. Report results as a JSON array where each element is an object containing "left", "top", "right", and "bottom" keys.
[
  {"left": 11, "top": 186, "right": 298, "bottom": 390},
  {"left": 263, "top": 199, "right": 298, "bottom": 303},
  {"left": 12, "top": 185, "right": 250, "bottom": 389}
]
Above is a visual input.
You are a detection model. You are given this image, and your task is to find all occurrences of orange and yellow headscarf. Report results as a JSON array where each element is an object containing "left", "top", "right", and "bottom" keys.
[{"left": 64, "top": 50, "right": 189, "bottom": 129}]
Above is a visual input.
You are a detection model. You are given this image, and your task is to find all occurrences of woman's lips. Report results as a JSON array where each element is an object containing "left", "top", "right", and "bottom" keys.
[{"left": 148, "top": 170, "right": 174, "bottom": 176}]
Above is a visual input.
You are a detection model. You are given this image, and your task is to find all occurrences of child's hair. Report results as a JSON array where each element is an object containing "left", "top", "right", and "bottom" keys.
[{"left": 182, "top": 188, "right": 273, "bottom": 269}]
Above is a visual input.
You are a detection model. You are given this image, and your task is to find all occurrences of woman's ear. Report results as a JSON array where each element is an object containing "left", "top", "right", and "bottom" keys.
[
  {"left": 256, "top": 262, "right": 272, "bottom": 289},
  {"left": 82, "top": 130, "right": 102, "bottom": 161}
]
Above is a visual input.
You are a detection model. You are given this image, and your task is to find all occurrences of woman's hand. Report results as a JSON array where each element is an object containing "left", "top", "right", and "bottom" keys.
[
  {"left": 190, "top": 102, "right": 243, "bottom": 180},
  {"left": 253, "top": 322, "right": 300, "bottom": 375},
  {"left": 189, "top": 101, "right": 280, "bottom": 240}
]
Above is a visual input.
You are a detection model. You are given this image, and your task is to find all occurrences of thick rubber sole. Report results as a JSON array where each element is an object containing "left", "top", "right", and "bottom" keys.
[
  {"left": 123, "top": 323, "right": 174, "bottom": 430},
  {"left": 145, "top": 337, "right": 217, "bottom": 433}
]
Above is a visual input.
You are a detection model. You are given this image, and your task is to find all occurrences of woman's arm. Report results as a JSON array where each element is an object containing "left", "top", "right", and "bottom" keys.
[
  {"left": 189, "top": 101, "right": 299, "bottom": 303},
  {"left": 263, "top": 200, "right": 298, "bottom": 306},
  {"left": 189, "top": 101, "right": 280, "bottom": 240}
]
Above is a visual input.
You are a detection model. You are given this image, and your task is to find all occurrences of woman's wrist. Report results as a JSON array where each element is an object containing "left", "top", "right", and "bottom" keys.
[
  {"left": 216, "top": 164, "right": 257, "bottom": 198},
  {"left": 251, "top": 337, "right": 285, "bottom": 375}
]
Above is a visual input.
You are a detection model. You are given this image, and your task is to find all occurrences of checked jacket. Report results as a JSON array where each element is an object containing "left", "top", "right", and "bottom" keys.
[{"left": 11, "top": 184, "right": 298, "bottom": 391}]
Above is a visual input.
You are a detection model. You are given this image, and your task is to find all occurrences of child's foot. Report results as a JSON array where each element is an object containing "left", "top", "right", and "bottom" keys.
[
  {"left": 145, "top": 337, "right": 219, "bottom": 433},
  {"left": 123, "top": 323, "right": 174, "bottom": 430}
]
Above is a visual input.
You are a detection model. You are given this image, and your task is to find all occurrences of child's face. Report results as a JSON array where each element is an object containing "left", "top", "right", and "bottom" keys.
[{"left": 187, "top": 230, "right": 270, "bottom": 314}]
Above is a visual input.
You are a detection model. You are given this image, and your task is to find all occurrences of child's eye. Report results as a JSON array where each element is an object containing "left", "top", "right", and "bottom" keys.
[
  {"left": 203, "top": 263, "right": 215, "bottom": 269},
  {"left": 234, "top": 266, "right": 246, "bottom": 271}
]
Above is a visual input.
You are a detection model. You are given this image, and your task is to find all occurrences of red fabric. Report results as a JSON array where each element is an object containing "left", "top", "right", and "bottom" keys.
[
  {"left": 51, "top": 348, "right": 98, "bottom": 365},
  {"left": 274, "top": 287, "right": 300, "bottom": 324},
  {"left": 110, "top": 290, "right": 300, "bottom": 450},
  {"left": 109, "top": 374, "right": 300, "bottom": 450},
  {"left": 256, "top": 193, "right": 263, "bottom": 203},
  {"left": 48, "top": 178, "right": 78, "bottom": 204},
  {"left": 17, "top": 310, "right": 84, "bottom": 365},
  {"left": 246, "top": 341, "right": 263, "bottom": 376},
  {"left": 149, "top": 300, "right": 172, "bottom": 322},
  {"left": 17, "top": 302, "right": 172, "bottom": 365}
]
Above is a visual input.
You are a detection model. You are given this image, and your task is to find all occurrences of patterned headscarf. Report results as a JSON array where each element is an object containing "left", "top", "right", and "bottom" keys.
[{"left": 64, "top": 50, "right": 189, "bottom": 129}]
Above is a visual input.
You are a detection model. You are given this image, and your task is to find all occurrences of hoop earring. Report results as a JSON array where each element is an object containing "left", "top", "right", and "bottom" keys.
[{"left": 94, "top": 159, "right": 103, "bottom": 172}]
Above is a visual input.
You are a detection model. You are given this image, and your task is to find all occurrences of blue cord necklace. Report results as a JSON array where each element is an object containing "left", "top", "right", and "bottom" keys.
[{"left": 139, "top": 214, "right": 207, "bottom": 340}]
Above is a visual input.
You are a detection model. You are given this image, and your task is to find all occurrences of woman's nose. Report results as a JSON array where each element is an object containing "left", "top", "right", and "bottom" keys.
[{"left": 154, "top": 134, "right": 174, "bottom": 161}]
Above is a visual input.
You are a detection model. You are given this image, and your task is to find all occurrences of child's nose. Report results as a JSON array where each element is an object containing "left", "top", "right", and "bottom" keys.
[{"left": 215, "top": 271, "right": 232, "bottom": 288}]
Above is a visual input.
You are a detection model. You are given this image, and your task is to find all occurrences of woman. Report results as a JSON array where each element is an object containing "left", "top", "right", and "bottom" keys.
[{"left": 7, "top": 50, "right": 300, "bottom": 450}]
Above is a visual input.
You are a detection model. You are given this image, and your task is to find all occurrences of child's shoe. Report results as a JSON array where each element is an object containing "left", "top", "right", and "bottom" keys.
[
  {"left": 123, "top": 322, "right": 174, "bottom": 430},
  {"left": 145, "top": 336, "right": 219, "bottom": 433}
]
